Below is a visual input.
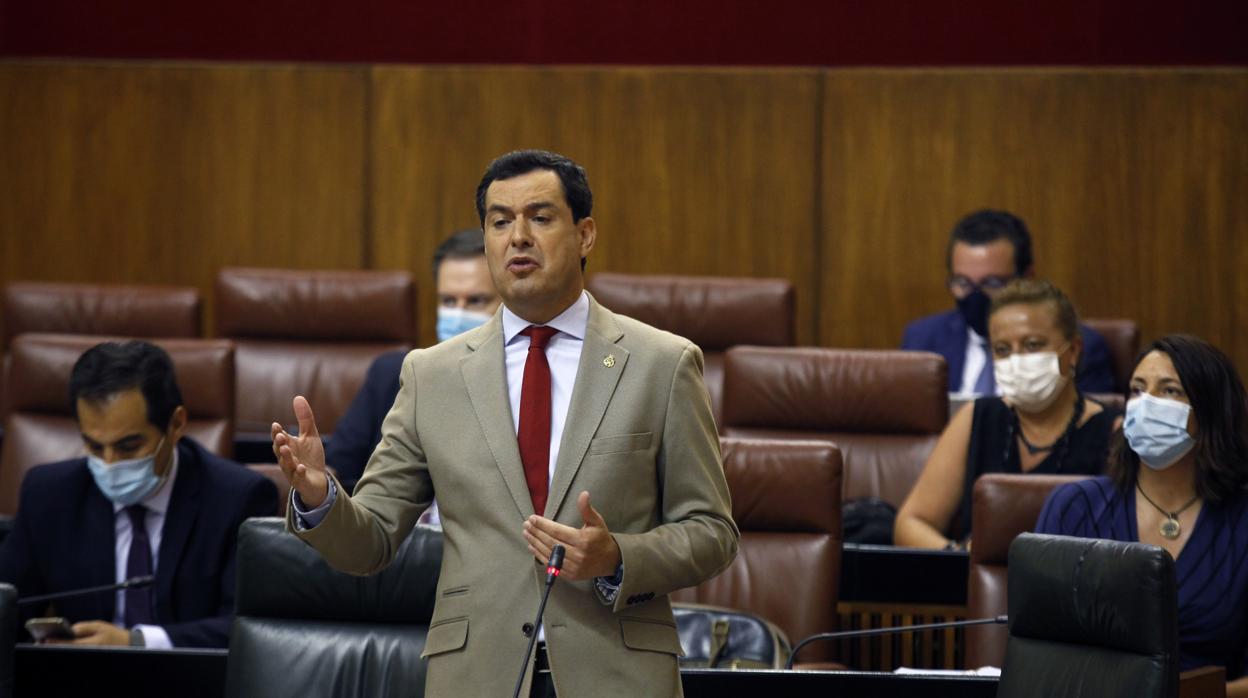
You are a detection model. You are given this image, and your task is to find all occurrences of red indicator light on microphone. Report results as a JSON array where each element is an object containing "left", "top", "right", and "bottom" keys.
[{"left": 546, "top": 566, "right": 561, "bottom": 577}]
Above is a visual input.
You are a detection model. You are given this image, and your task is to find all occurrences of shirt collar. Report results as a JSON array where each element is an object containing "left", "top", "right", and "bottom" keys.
[
  {"left": 113, "top": 441, "right": 179, "bottom": 515},
  {"left": 967, "top": 325, "right": 987, "bottom": 346},
  {"left": 502, "top": 290, "right": 590, "bottom": 345}
]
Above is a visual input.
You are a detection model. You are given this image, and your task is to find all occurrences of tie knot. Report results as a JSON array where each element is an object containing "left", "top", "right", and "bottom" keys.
[
  {"left": 126, "top": 505, "right": 147, "bottom": 527},
  {"left": 521, "top": 325, "right": 559, "bottom": 350}
]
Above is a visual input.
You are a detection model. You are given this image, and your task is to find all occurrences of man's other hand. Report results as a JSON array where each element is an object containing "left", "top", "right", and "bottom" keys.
[
  {"left": 523, "top": 491, "right": 622, "bottom": 581},
  {"left": 271, "top": 396, "right": 330, "bottom": 508}
]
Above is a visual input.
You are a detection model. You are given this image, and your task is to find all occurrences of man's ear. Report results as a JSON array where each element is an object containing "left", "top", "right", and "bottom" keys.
[
  {"left": 578, "top": 216, "right": 597, "bottom": 260},
  {"left": 168, "top": 405, "right": 189, "bottom": 442}
]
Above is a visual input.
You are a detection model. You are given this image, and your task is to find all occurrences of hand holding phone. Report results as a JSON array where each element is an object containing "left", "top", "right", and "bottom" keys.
[{"left": 25, "top": 617, "right": 75, "bottom": 642}]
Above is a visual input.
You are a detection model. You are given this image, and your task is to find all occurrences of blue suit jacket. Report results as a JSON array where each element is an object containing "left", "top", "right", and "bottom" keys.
[
  {"left": 325, "top": 349, "right": 405, "bottom": 492},
  {"left": 0, "top": 438, "right": 277, "bottom": 648},
  {"left": 901, "top": 309, "right": 1116, "bottom": 394}
]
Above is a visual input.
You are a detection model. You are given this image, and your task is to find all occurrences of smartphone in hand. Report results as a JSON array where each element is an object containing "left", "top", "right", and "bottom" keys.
[{"left": 25, "top": 617, "right": 74, "bottom": 642}]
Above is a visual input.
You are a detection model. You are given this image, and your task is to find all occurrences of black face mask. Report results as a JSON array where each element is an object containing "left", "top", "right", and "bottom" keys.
[{"left": 956, "top": 289, "right": 990, "bottom": 337}]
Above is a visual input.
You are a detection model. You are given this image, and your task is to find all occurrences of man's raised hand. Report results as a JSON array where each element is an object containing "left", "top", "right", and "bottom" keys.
[{"left": 271, "top": 396, "right": 330, "bottom": 508}]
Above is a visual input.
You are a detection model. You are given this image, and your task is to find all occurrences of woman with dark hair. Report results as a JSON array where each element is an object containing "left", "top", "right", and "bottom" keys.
[
  {"left": 1037, "top": 334, "right": 1248, "bottom": 693},
  {"left": 895, "top": 279, "right": 1121, "bottom": 549}
]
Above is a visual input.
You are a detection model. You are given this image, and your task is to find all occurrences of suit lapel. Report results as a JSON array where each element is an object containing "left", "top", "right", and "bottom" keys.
[
  {"left": 545, "top": 300, "right": 628, "bottom": 519},
  {"left": 461, "top": 315, "right": 534, "bottom": 519},
  {"left": 154, "top": 441, "right": 201, "bottom": 623},
  {"left": 82, "top": 478, "right": 117, "bottom": 622}
]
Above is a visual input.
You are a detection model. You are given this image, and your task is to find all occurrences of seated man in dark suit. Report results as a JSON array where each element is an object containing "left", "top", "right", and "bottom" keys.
[
  {"left": 902, "top": 209, "right": 1114, "bottom": 397},
  {"left": 326, "top": 228, "right": 501, "bottom": 496},
  {"left": 0, "top": 340, "right": 277, "bottom": 648}
]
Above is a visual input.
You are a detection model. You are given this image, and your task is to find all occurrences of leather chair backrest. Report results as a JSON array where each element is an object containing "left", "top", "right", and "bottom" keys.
[
  {"left": 586, "top": 273, "right": 796, "bottom": 428},
  {"left": 965, "top": 473, "right": 1088, "bottom": 669},
  {"left": 720, "top": 347, "right": 947, "bottom": 507},
  {"left": 671, "top": 437, "right": 842, "bottom": 662},
  {"left": 214, "top": 268, "right": 416, "bottom": 438},
  {"left": 997, "top": 533, "right": 1179, "bottom": 698},
  {"left": 1083, "top": 318, "right": 1141, "bottom": 394},
  {"left": 226, "top": 518, "right": 442, "bottom": 698},
  {"left": 2, "top": 281, "right": 202, "bottom": 349},
  {"left": 0, "top": 334, "right": 234, "bottom": 515},
  {"left": 1, "top": 281, "right": 201, "bottom": 420}
]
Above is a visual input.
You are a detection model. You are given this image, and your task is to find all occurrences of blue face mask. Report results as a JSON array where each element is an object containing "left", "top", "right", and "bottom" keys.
[
  {"left": 86, "top": 437, "right": 168, "bottom": 506},
  {"left": 436, "top": 307, "right": 491, "bottom": 342},
  {"left": 1124, "top": 394, "right": 1196, "bottom": 470}
]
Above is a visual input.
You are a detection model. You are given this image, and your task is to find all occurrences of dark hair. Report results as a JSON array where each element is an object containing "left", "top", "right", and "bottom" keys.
[
  {"left": 432, "top": 228, "right": 486, "bottom": 281},
  {"left": 945, "top": 209, "right": 1033, "bottom": 277},
  {"left": 1108, "top": 334, "right": 1248, "bottom": 501},
  {"left": 989, "top": 278, "right": 1079, "bottom": 342},
  {"left": 475, "top": 149, "right": 593, "bottom": 225},
  {"left": 69, "top": 341, "right": 184, "bottom": 431}
]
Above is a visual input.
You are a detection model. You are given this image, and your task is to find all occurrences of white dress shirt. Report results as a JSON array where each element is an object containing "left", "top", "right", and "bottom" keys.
[
  {"left": 500, "top": 291, "right": 588, "bottom": 487},
  {"left": 111, "top": 447, "right": 178, "bottom": 649}
]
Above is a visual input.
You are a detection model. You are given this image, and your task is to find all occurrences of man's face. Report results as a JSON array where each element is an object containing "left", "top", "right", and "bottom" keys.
[
  {"left": 482, "top": 169, "right": 595, "bottom": 324},
  {"left": 947, "top": 239, "right": 1018, "bottom": 300},
  {"left": 77, "top": 388, "right": 182, "bottom": 477},
  {"left": 436, "top": 255, "right": 500, "bottom": 314}
]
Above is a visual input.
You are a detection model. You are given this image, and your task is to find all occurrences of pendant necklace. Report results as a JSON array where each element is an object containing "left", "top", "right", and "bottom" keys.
[{"left": 1136, "top": 481, "right": 1200, "bottom": 540}]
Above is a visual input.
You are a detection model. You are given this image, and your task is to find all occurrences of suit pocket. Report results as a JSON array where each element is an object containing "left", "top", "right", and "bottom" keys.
[
  {"left": 619, "top": 617, "right": 682, "bottom": 656},
  {"left": 588, "top": 432, "right": 653, "bottom": 456},
  {"left": 421, "top": 617, "right": 468, "bottom": 658}
]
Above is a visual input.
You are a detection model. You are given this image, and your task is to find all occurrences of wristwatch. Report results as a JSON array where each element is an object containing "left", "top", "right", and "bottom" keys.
[{"left": 129, "top": 627, "right": 146, "bottom": 647}]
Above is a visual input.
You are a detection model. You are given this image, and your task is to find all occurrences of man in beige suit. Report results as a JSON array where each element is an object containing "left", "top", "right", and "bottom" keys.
[{"left": 272, "top": 150, "right": 738, "bottom": 697}]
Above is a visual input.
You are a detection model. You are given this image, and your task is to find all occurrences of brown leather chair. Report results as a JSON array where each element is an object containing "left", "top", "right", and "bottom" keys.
[
  {"left": 0, "top": 333, "right": 235, "bottom": 515},
  {"left": 965, "top": 473, "right": 1089, "bottom": 669},
  {"left": 1083, "top": 318, "right": 1140, "bottom": 394},
  {"left": 1, "top": 281, "right": 201, "bottom": 420},
  {"left": 720, "top": 347, "right": 947, "bottom": 508},
  {"left": 214, "top": 268, "right": 416, "bottom": 451},
  {"left": 672, "top": 437, "right": 842, "bottom": 662},
  {"left": 586, "top": 273, "right": 796, "bottom": 428}
]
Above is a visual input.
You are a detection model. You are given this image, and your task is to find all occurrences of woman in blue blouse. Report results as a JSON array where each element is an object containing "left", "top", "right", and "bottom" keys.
[{"left": 1037, "top": 334, "right": 1248, "bottom": 694}]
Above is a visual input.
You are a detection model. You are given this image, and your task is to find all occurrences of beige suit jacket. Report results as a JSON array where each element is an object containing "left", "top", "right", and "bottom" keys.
[{"left": 291, "top": 295, "right": 738, "bottom": 697}]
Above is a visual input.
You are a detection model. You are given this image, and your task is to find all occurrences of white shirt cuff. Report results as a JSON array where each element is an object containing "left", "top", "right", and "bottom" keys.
[
  {"left": 290, "top": 478, "right": 337, "bottom": 531},
  {"left": 134, "top": 624, "right": 173, "bottom": 649}
]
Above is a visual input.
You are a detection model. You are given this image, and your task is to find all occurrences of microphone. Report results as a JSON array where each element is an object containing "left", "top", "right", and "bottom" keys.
[
  {"left": 18, "top": 575, "right": 156, "bottom": 607},
  {"left": 512, "top": 545, "right": 566, "bottom": 698},
  {"left": 784, "top": 615, "right": 1008, "bottom": 669}
]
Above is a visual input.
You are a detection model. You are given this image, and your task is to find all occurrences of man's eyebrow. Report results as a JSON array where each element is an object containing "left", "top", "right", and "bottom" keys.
[
  {"left": 83, "top": 433, "right": 146, "bottom": 449},
  {"left": 486, "top": 203, "right": 513, "bottom": 215},
  {"left": 524, "top": 201, "right": 556, "bottom": 212}
]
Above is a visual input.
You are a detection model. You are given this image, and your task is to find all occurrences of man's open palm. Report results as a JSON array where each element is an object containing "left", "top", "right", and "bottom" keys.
[{"left": 271, "top": 396, "right": 330, "bottom": 507}]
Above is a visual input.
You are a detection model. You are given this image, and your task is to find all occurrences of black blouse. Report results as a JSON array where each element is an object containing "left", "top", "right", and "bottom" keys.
[{"left": 952, "top": 396, "right": 1120, "bottom": 540}]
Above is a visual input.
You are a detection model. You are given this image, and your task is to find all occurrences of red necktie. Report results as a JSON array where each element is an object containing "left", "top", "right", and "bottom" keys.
[{"left": 518, "top": 326, "right": 559, "bottom": 515}]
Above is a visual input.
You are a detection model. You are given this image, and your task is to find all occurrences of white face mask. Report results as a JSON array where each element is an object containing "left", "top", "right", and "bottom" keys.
[{"left": 994, "top": 351, "right": 1067, "bottom": 413}]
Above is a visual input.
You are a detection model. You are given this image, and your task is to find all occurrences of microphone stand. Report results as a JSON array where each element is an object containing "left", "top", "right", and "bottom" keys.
[
  {"left": 512, "top": 545, "right": 565, "bottom": 698},
  {"left": 784, "top": 615, "right": 1008, "bottom": 669},
  {"left": 18, "top": 575, "right": 156, "bottom": 606}
]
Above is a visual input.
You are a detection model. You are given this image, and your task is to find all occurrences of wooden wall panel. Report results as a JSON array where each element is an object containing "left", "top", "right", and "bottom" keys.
[
  {"left": 369, "top": 66, "right": 822, "bottom": 346},
  {"left": 0, "top": 62, "right": 368, "bottom": 335},
  {"left": 820, "top": 69, "right": 1248, "bottom": 374}
]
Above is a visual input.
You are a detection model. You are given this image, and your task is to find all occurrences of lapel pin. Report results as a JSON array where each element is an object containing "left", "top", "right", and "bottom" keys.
[{"left": 603, "top": 354, "right": 616, "bottom": 368}]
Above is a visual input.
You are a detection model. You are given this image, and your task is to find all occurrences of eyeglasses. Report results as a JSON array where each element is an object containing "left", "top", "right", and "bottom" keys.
[{"left": 947, "top": 274, "right": 1015, "bottom": 299}]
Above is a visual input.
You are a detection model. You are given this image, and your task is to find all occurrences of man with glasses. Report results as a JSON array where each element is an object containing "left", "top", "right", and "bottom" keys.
[{"left": 902, "top": 209, "right": 1114, "bottom": 397}]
